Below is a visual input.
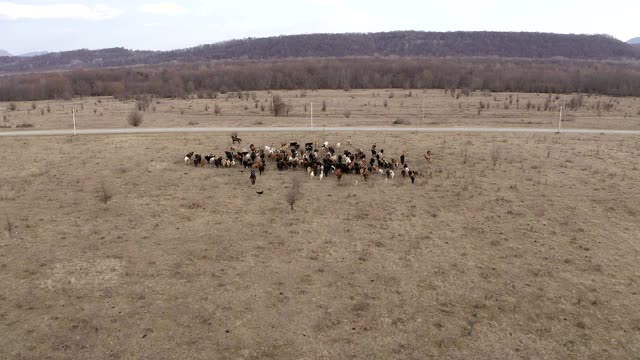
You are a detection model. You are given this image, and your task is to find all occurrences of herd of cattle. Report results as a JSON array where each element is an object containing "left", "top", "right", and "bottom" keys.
[{"left": 184, "top": 135, "right": 432, "bottom": 185}]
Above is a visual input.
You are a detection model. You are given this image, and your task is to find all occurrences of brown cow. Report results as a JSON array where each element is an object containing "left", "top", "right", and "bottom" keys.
[{"left": 361, "top": 168, "right": 369, "bottom": 182}]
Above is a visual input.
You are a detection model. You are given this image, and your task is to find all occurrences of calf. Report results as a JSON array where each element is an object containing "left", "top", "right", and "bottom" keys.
[
  {"left": 386, "top": 169, "right": 395, "bottom": 180},
  {"left": 361, "top": 168, "right": 370, "bottom": 182},
  {"left": 204, "top": 153, "right": 214, "bottom": 166},
  {"left": 184, "top": 152, "right": 194, "bottom": 165},
  {"left": 193, "top": 154, "right": 202, "bottom": 167},
  {"left": 424, "top": 151, "right": 433, "bottom": 163}
]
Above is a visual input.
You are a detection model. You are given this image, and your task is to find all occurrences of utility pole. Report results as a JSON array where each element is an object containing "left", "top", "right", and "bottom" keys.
[
  {"left": 558, "top": 99, "right": 564, "bottom": 134},
  {"left": 72, "top": 108, "right": 77, "bottom": 136}
]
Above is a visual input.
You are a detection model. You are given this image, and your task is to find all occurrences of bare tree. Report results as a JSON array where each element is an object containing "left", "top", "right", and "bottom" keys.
[{"left": 272, "top": 95, "right": 288, "bottom": 116}]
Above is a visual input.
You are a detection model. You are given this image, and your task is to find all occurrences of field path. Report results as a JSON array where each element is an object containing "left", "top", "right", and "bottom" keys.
[{"left": 1, "top": 126, "right": 640, "bottom": 137}]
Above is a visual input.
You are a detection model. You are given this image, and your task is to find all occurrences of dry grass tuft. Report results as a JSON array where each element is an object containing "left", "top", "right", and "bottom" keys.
[
  {"left": 491, "top": 145, "right": 501, "bottom": 167},
  {"left": 98, "top": 183, "right": 113, "bottom": 204},
  {"left": 393, "top": 118, "right": 410, "bottom": 125}
]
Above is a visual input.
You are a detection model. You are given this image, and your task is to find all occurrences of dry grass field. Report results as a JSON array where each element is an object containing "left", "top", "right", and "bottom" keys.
[
  {"left": 2, "top": 89, "right": 640, "bottom": 131},
  {"left": 1, "top": 130, "right": 640, "bottom": 359}
]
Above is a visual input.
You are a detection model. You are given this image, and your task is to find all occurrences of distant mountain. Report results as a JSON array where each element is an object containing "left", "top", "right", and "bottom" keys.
[
  {"left": 0, "top": 49, "right": 11, "bottom": 57},
  {"left": 0, "top": 31, "right": 638, "bottom": 74},
  {"left": 628, "top": 37, "right": 640, "bottom": 44},
  {"left": 19, "top": 51, "right": 49, "bottom": 57}
]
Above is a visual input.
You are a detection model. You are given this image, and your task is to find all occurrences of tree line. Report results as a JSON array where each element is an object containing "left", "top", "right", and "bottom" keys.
[{"left": 1, "top": 57, "right": 640, "bottom": 102}]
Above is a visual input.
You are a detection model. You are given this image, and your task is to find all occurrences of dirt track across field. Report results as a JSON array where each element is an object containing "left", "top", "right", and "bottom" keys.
[{"left": 2, "top": 126, "right": 640, "bottom": 137}]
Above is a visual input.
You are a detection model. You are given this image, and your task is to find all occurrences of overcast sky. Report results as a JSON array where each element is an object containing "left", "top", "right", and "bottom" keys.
[{"left": 0, "top": 0, "right": 637, "bottom": 54}]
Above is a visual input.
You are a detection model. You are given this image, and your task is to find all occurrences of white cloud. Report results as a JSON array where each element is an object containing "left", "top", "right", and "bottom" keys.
[
  {"left": 0, "top": 2, "right": 121, "bottom": 20},
  {"left": 306, "top": 0, "right": 346, "bottom": 5},
  {"left": 140, "top": 2, "right": 188, "bottom": 16}
]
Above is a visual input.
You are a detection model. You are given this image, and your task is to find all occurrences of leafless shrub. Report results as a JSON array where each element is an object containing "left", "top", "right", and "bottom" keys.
[
  {"left": 214, "top": 104, "right": 221, "bottom": 115},
  {"left": 31, "top": 102, "right": 37, "bottom": 110},
  {"left": 186, "top": 201, "right": 203, "bottom": 210},
  {"left": 8, "top": 102, "right": 17, "bottom": 111},
  {"left": 491, "top": 146, "right": 501, "bottom": 167},
  {"left": 393, "top": 118, "right": 410, "bottom": 125},
  {"left": 462, "top": 148, "right": 469, "bottom": 164},
  {"left": 179, "top": 108, "right": 186, "bottom": 115},
  {"left": 16, "top": 122, "right": 33, "bottom": 128},
  {"left": 321, "top": 100, "right": 327, "bottom": 112},
  {"left": 343, "top": 110, "right": 351, "bottom": 119},
  {"left": 135, "top": 96, "right": 151, "bottom": 111},
  {"left": 567, "top": 94, "right": 584, "bottom": 110},
  {"left": 127, "top": 111, "right": 143, "bottom": 127},
  {"left": 4, "top": 216, "right": 13, "bottom": 239},
  {"left": 287, "top": 176, "right": 302, "bottom": 210},
  {"left": 98, "top": 183, "right": 112, "bottom": 204}
]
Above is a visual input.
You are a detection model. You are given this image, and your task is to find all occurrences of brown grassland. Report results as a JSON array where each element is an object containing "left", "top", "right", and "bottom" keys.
[
  {"left": 1, "top": 92, "right": 640, "bottom": 359},
  {"left": 2, "top": 89, "right": 640, "bottom": 131}
]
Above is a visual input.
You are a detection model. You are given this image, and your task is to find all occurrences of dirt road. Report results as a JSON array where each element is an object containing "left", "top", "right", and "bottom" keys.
[{"left": 2, "top": 126, "right": 640, "bottom": 137}]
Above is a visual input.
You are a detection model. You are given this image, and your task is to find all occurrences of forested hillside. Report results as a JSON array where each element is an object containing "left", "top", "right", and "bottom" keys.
[{"left": 0, "top": 31, "right": 637, "bottom": 74}]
